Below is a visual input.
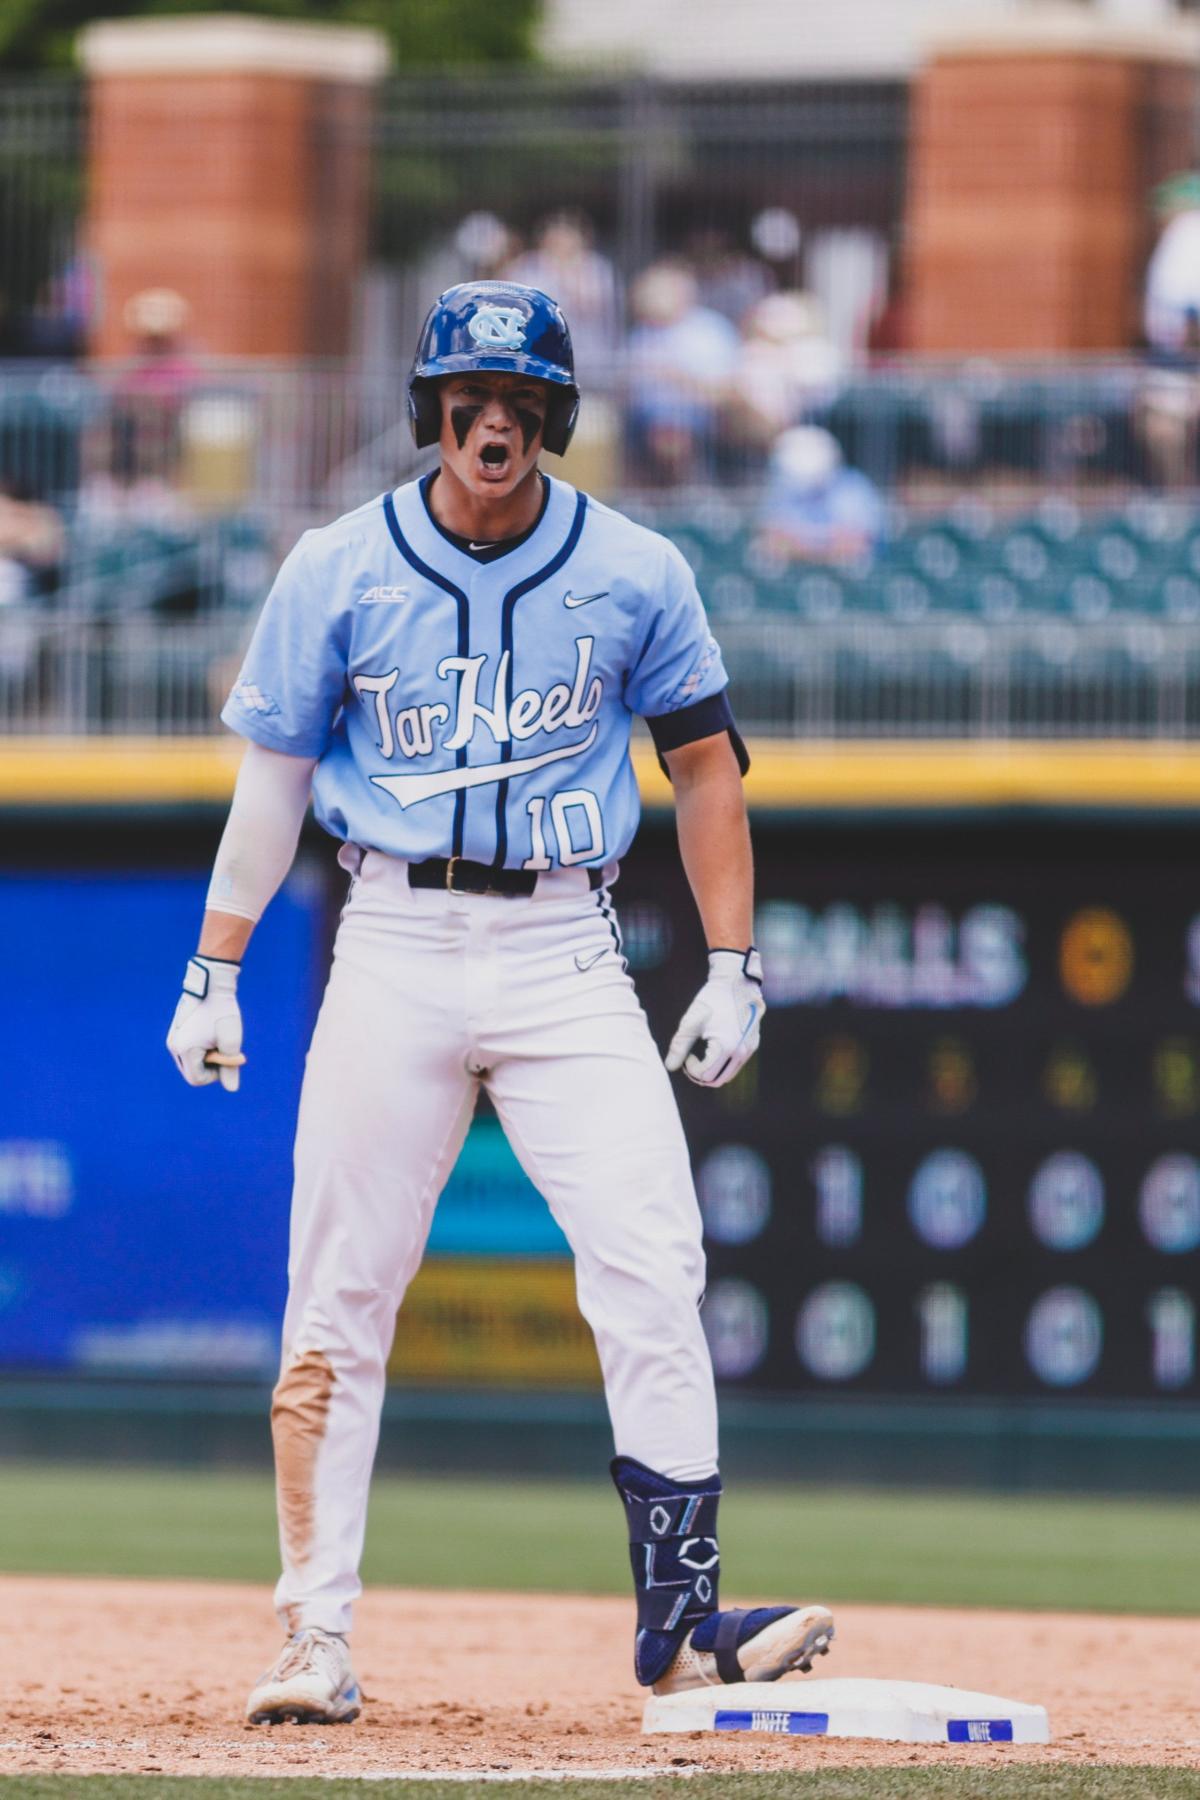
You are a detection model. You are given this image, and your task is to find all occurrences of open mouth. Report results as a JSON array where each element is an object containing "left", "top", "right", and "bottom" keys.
[{"left": 478, "top": 442, "right": 511, "bottom": 478}]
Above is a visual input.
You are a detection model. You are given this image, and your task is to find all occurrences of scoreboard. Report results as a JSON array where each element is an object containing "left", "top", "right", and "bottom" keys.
[
  {"left": 621, "top": 820, "right": 1200, "bottom": 1403},
  {"left": 4, "top": 807, "right": 1196, "bottom": 1410}
]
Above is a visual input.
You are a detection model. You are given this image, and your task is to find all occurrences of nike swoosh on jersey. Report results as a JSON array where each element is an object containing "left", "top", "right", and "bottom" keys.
[
  {"left": 574, "top": 948, "right": 607, "bottom": 972},
  {"left": 563, "top": 590, "right": 610, "bottom": 608},
  {"left": 370, "top": 725, "right": 599, "bottom": 810}
]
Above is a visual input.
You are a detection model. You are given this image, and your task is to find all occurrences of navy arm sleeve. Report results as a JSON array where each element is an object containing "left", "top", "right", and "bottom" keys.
[{"left": 646, "top": 689, "right": 750, "bottom": 777}]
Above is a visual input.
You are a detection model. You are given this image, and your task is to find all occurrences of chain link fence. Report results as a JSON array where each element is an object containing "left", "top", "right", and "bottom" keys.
[
  {"left": 366, "top": 74, "right": 905, "bottom": 356},
  {"left": 0, "top": 356, "right": 1199, "bottom": 738},
  {"left": 0, "top": 71, "right": 1198, "bottom": 741},
  {"left": 7, "top": 609, "right": 1200, "bottom": 740},
  {"left": 2, "top": 356, "right": 1199, "bottom": 517},
  {"left": 6, "top": 580, "right": 1200, "bottom": 741}
]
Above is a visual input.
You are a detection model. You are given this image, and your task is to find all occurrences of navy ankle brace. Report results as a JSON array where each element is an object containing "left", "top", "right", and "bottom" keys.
[{"left": 610, "top": 1454, "right": 721, "bottom": 1687}]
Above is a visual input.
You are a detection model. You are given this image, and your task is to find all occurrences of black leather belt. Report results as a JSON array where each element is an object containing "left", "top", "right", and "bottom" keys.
[{"left": 408, "top": 856, "right": 604, "bottom": 897}]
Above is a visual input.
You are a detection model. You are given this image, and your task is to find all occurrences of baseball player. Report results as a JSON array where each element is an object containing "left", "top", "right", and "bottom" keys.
[{"left": 167, "top": 282, "right": 834, "bottom": 1724}]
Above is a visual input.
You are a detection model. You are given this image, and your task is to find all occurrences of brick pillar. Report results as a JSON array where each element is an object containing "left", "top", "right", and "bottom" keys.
[
  {"left": 906, "top": 8, "right": 1200, "bottom": 352},
  {"left": 80, "top": 16, "right": 389, "bottom": 358}
]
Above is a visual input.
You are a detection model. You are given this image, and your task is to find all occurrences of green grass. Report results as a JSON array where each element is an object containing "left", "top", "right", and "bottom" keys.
[
  {"left": 4, "top": 1774, "right": 1200, "bottom": 1799},
  {"left": 0, "top": 1462, "right": 1197, "bottom": 1614}
]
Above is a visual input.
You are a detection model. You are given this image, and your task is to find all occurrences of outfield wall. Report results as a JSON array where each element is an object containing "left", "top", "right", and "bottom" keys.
[{"left": 2, "top": 737, "right": 1198, "bottom": 1489}]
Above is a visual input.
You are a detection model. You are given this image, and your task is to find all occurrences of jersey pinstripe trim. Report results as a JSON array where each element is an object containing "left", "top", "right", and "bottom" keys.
[
  {"left": 595, "top": 884, "right": 628, "bottom": 971},
  {"left": 382, "top": 489, "right": 472, "bottom": 857},
  {"left": 492, "top": 489, "right": 589, "bottom": 868}
]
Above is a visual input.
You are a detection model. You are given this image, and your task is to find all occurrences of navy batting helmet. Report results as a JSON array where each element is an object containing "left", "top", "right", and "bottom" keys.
[{"left": 407, "top": 281, "right": 580, "bottom": 456}]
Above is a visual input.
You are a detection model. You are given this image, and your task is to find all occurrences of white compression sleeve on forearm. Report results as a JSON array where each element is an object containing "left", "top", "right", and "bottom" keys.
[{"left": 205, "top": 741, "right": 316, "bottom": 923}]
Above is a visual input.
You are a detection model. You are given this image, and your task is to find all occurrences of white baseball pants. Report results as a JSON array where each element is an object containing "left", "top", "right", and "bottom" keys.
[{"left": 272, "top": 848, "right": 719, "bottom": 1637}]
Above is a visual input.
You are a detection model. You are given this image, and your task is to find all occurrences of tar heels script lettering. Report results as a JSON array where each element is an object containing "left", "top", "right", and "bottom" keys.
[{"left": 354, "top": 635, "right": 603, "bottom": 810}]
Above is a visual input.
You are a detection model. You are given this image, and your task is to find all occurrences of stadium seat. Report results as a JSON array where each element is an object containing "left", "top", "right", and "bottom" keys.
[{"left": 641, "top": 497, "right": 1200, "bottom": 737}]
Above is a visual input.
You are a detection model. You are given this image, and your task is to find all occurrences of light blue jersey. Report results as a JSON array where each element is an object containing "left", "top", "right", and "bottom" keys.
[{"left": 221, "top": 474, "right": 735, "bottom": 871}]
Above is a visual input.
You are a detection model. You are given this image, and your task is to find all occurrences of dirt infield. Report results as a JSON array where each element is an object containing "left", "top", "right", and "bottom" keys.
[{"left": 0, "top": 1575, "right": 1196, "bottom": 1778}]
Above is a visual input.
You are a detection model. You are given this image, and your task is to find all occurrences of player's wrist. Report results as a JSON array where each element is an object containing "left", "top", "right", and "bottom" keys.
[
  {"left": 706, "top": 947, "right": 763, "bottom": 985},
  {"left": 198, "top": 904, "right": 256, "bottom": 966},
  {"left": 183, "top": 954, "right": 241, "bottom": 1000}
]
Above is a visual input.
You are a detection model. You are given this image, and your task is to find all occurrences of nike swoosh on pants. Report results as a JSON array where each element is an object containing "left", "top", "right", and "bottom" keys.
[{"left": 371, "top": 725, "right": 598, "bottom": 809}]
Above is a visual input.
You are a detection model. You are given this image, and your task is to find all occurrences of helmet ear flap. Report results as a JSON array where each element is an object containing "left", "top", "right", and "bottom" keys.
[
  {"left": 542, "top": 386, "right": 580, "bottom": 457},
  {"left": 408, "top": 378, "right": 442, "bottom": 449}
]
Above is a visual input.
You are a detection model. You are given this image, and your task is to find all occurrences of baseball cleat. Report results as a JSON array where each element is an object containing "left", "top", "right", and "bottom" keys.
[
  {"left": 245, "top": 1626, "right": 361, "bottom": 1724},
  {"left": 653, "top": 1604, "right": 835, "bottom": 1695}
]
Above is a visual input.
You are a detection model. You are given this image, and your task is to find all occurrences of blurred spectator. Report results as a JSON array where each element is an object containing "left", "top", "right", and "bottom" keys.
[
  {"left": 625, "top": 261, "right": 739, "bottom": 485},
  {"left": 687, "top": 228, "right": 772, "bottom": 327},
  {"left": 120, "top": 287, "right": 200, "bottom": 407},
  {"left": 0, "top": 478, "right": 64, "bottom": 601},
  {"left": 83, "top": 287, "right": 199, "bottom": 528},
  {"left": 1144, "top": 172, "right": 1200, "bottom": 356},
  {"left": 455, "top": 211, "right": 518, "bottom": 281},
  {"left": 505, "top": 211, "right": 621, "bottom": 379},
  {"left": 805, "top": 227, "right": 889, "bottom": 361},
  {"left": 750, "top": 207, "right": 804, "bottom": 288},
  {"left": 1140, "top": 173, "right": 1200, "bottom": 487},
  {"left": 729, "top": 290, "right": 845, "bottom": 452},
  {"left": 755, "top": 425, "right": 883, "bottom": 568},
  {"left": 20, "top": 255, "right": 92, "bottom": 359},
  {"left": 1136, "top": 368, "right": 1200, "bottom": 489}
]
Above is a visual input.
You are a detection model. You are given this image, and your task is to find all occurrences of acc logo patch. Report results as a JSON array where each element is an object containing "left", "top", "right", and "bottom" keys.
[{"left": 468, "top": 305, "right": 527, "bottom": 351}]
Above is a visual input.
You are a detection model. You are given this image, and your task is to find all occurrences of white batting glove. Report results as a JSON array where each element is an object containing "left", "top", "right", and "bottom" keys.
[
  {"left": 167, "top": 955, "right": 243, "bottom": 1092},
  {"left": 665, "top": 948, "right": 765, "bottom": 1088}
]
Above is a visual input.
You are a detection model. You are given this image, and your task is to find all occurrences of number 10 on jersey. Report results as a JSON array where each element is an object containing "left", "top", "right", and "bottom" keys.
[{"left": 524, "top": 789, "right": 605, "bottom": 869}]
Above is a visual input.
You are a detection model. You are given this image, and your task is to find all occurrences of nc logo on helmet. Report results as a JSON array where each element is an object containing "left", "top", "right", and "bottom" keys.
[{"left": 468, "top": 305, "right": 527, "bottom": 352}]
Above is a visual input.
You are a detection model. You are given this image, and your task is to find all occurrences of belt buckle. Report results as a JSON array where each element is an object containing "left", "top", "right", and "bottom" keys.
[{"left": 445, "top": 855, "right": 464, "bottom": 894}]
